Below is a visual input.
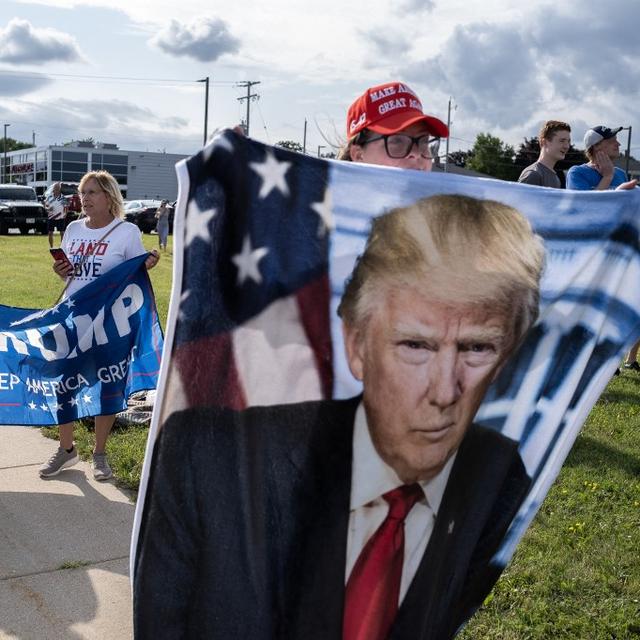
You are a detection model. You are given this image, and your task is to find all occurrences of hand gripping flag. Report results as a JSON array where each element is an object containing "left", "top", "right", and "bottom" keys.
[
  {"left": 0, "top": 254, "right": 163, "bottom": 426},
  {"left": 132, "top": 130, "right": 640, "bottom": 637}
]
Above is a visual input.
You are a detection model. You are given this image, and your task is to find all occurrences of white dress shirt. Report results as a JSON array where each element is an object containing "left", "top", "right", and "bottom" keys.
[{"left": 345, "top": 402, "right": 456, "bottom": 603}]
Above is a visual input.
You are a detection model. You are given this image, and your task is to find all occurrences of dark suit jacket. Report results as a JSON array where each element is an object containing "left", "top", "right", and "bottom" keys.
[{"left": 134, "top": 397, "right": 531, "bottom": 639}]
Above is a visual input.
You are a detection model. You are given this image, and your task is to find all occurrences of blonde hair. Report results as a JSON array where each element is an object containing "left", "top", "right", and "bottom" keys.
[
  {"left": 584, "top": 142, "right": 604, "bottom": 163},
  {"left": 337, "top": 129, "right": 377, "bottom": 161},
  {"left": 338, "top": 137, "right": 357, "bottom": 161},
  {"left": 338, "top": 194, "right": 545, "bottom": 341},
  {"left": 78, "top": 170, "right": 125, "bottom": 219}
]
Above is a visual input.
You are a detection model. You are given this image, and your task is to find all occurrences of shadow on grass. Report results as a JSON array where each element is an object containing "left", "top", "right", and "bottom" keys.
[
  {"left": 597, "top": 388, "right": 640, "bottom": 404},
  {"left": 564, "top": 434, "right": 640, "bottom": 475}
]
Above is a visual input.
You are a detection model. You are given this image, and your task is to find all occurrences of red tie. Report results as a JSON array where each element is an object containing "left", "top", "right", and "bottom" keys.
[{"left": 343, "top": 483, "right": 423, "bottom": 640}]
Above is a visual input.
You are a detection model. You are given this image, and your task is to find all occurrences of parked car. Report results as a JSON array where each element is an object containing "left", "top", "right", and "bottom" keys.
[
  {"left": 124, "top": 199, "right": 174, "bottom": 234},
  {"left": 43, "top": 182, "right": 82, "bottom": 223},
  {"left": 0, "top": 185, "right": 48, "bottom": 235}
]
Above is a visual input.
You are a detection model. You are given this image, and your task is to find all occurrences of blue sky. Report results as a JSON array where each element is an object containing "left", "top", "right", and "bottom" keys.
[{"left": 1, "top": 0, "right": 639, "bottom": 158}]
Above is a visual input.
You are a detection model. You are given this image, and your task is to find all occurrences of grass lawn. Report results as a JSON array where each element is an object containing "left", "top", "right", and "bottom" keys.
[
  {"left": 0, "top": 231, "right": 173, "bottom": 322},
  {"left": 1, "top": 232, "right": 173, "bottom": 492},
  {"left": 2, "top": 233, "right": 639, "bottom": 637}
]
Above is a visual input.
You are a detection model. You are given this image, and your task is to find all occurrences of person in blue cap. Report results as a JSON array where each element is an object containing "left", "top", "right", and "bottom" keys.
[{"left": 566, "top": 125, "right": 637, "bottom": 190}]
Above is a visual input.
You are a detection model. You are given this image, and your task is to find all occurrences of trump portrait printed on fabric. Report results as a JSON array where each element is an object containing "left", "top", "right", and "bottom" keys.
[{"left": 131, "top": 131, "right": 640, "bottom": 640}]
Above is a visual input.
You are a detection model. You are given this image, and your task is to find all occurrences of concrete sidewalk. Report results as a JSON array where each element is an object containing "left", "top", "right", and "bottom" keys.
[{"left": 0, "top": 426, "right": 135, "bottom": 639}]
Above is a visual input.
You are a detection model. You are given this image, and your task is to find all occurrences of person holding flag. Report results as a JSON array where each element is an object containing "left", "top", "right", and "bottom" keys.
[
  {"left": 338, "top": 81, "right": 448, "bottom": 170},
  {"left": 39, "top": 171, "right": 160, "bottom": 481}
]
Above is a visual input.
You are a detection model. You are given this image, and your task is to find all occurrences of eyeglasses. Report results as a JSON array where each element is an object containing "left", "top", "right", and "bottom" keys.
[{"left": 359, "top": 133, "right": 439, "bottom": 159}]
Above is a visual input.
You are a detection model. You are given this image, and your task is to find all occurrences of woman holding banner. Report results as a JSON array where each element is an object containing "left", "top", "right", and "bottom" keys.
[
  {"left": 338, "top": 81, "right": 448, "bottom": 171},
  {"left": 39, "top": 170, "right": 160, "bottom": 481}
]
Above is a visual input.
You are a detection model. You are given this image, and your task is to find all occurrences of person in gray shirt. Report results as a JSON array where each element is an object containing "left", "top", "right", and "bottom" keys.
[{"left": 518, "top": 121, "right": 571, "bottom": 188}]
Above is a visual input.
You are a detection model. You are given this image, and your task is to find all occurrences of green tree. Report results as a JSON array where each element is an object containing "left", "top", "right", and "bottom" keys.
[
  {"left": 1, "top": 137, "right": 32, "bottom": 152},
  {"left": 275, "top": 140, "right": 303, "bottom": 153},
  {"left": 513, "top": 136, "right": 540, "bottom": 173},
  {"left": 467, "top": 133, "right": 518, "bottom": 180}
]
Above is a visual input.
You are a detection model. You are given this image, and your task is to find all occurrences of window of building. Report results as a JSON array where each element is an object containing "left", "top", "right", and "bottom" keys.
[
  {"left": 62, "top": 151, "right": 88, "bottom": 163},
  {"left": 102, "top": 154, "right": 127, "bottom": 165}
]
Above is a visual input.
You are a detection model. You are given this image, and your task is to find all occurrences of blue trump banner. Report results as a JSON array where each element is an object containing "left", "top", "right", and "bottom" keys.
[
  {"left": 132, "top": 131, "right": 640, "bottom": 639},
  {"left": 0, "top": 254, "right": 163, "bottom": 426}
]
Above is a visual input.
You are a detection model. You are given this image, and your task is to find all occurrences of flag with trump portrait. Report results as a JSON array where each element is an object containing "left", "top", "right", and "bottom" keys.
[{"left": 132, "top": 129, "right": 640, "bottom": 635}]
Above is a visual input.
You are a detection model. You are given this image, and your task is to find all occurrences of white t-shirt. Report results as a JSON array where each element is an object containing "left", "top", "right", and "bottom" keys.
[{"left": 62, "top": 217, "right": 146, "bottom": 298}]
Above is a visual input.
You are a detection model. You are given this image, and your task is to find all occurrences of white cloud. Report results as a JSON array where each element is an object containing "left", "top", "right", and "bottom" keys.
[
  {"left": 150, "top": 16, "right": 240, "bottom": 62},
  {"left": 0, "top": 71, "right": 52, "bottom": 96},
  {"left": 5, "top": 0, "right": 640, "bottom": 155},
  {"left": 399, "top": 0, "right": 640, "bottom": 147},
  {"left": 360, "top": 27, "right": 412, "bottom": 59},
  {"left": 0, "top": 97, "right": 197, "bottom": 152},
  {"left": 396, "top": 0, "right": 436, "bottom": 11},
  {"left": 405, "top": 22, "right": 541, "bottom": 128},
  {"left": 0, "top": 17, "right": 85, "bottom": 64}
]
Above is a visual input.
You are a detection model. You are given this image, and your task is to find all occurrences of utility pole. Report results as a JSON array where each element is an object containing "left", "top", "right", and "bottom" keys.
[
  {"left": 303, "top": 119, "right": 307, "bottom": 154},
  {"left": 3, "top": 124, "right": 9, "bottom": 184},
  {"left": 237, "top": 81, "right": 261, "bottom": 136},
  {"left": 197, "top": 77, "right": 210, "bottom": 146},
  {"left": 444, "top": 97, "right": 452, "bottom": 173}
]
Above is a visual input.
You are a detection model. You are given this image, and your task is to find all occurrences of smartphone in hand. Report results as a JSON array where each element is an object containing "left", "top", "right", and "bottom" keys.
[{"left": 49, "top": 247, "right": 73, "bottom": 269}]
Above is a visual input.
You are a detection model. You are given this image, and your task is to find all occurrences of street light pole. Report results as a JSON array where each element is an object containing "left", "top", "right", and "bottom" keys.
[
  {"left": 3, "top": 124, "right": 10, "bottom": 184},
  {"left": 622, "top": 125, "right": 632, "bottom": 176},
  {"left": 444, "top": 98, "right": 451, "bottom": 173},
  {"left": 197, "top": 77, "right": 210, "bottom": 146},
  {"left": 317, "top": 145, "right": 325, "bottom": 158},
  {"left": 303, "top": 119, "right": 307, "bottom": 154}
]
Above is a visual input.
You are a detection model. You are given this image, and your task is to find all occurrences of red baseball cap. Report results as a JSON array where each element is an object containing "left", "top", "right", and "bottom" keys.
[{"left": 346, "top": 81, "right": 449, "bottom": 139}]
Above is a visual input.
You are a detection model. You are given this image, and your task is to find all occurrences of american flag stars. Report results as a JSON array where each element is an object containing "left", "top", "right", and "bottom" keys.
[
  {"left": 185, "top": 201, "right": 217, "bottom": 248},
  {"left": 250, "top": 151, "right": 292, "bottom": 199},
  {"left": 232, "top": 235, "right": 269, "bottom": 286},
  {"left": 311, "top": 188, "right": 334, "bottom": 236},
  {"left": 25, "top": 390, "right": 94, "bottom": 413}
]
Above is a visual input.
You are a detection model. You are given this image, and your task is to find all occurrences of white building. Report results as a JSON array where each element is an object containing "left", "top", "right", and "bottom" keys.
[{"left": 1, "top": 141, "right": 187, "bottom": 199}]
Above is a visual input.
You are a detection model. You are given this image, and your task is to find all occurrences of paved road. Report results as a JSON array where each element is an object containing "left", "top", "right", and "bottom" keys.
[{"left": 0, "top": 426, "right": 135, "bottom": 639}]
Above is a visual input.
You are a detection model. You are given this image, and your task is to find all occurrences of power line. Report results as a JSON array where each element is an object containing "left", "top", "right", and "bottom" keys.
[
  {"left": 255, "top": 99, "right": 270, "bottom": 144},
  {"left": 0, "top": 68, "right": 239, "bottom": 87}
]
